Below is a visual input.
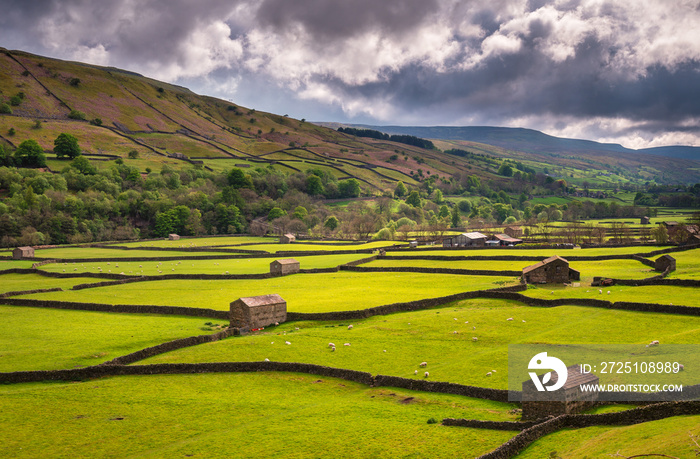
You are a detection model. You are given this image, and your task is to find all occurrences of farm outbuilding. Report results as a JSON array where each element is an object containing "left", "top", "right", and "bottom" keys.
[
  {"left": 280, "top": 233, "right": 296, "bottom": 244},
  {"left": 521, "top": 364, "right": 599, "bottom": 420},
  {"left": 640, "top": 216, "right": 650, "bottom": 225},
  {"left": 270, "top": 258, "right": 300, "bottom": 276},
  {"left": 654, "top": 255, "right": 676, "bottom": 273},
  {"left": 442, "top": 232, "right": 487, "bottom": 248},
  {"left": 504, "top": 226, "right": 523, "bottom": 238},
  {"left": 522, "top": 255, "right": 580, "bottom": 284},
  {"left": 230, "top": 294, "right": 287, "bottom": 330},
  {"left": 13, "top": 246, "right": 35, "bottom": 259},
  {"left": 491, "top": 233, "right": 523, "bottom": 246},
  {"left": 168, "top": 234, "right": 180, "bottom": 240}
]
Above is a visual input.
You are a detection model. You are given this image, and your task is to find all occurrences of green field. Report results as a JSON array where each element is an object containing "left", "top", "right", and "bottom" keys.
[
  {"left": 0, "top": 306, "right": 213, "bottom": 371},
  {"left": 0, "top": 374, "right": 517, "bottom": 459},
  {"left": 22, "top": 272, "right": 520, "bottom": 312},
  {"left": 140, "top": 300, "right": 700, "bottom": 388},
  {"left": 1, "top": 241, "right": 698, "bottom": 457}
]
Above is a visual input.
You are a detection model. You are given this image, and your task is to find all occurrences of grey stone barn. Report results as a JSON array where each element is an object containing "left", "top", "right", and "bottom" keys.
[
  {"left": 280, "top": 233, "right": 296, "bottom": 244},
  {"left": 504, "top": 226, "right": 523, "bottom": 238},
  {"left": 654, "top": 255, "right": 676, "bottom": 273},
  {"left": 442, "top": 232, "right": 487, "bottom": 248},
  {"left": 521, "top": 364, "right": 599, "bottom": 420},
  {"left": 522, "top": 255, "right": 580, "bottom": 284},
  {"left": 13, "top": 246, "right": 35, "bottom": 259},
  {"left": 230, "top": 294, "right": 287, "bottom": 330},
  {"left": 640, "top": 216, "right": 650, "bottom": 225},
  {"left": 168, "top": 234, "right": 180, "bottom": 240},
  {"left": 270, "top": 258, "right": 300, "bottom": 276}
]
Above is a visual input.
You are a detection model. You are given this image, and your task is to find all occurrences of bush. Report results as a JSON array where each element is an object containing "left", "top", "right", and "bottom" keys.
[
  {"left": 8, "top": 128, "right": 16, "bottom": 136},
  {"left": 128, "top": 150, "right": 139, "bottom": 159},
  {"left": 9, "top": 95, "right": 22, "bottom": 106},
  {"left": 427, "top": 418, "right": 438, "bottom": 424},
  {"left": 0, "top": 103, "right": 12, "bottom": 114},
  {"left": 69, "top": 78, "right": 81, "bottom": 87},
  {"left": 68, "top": 110, "right": 86, "bottom": 120},
  {"left": 89, "top": 118, "right": 102, "bottom": 126},
  {"left": 32, "top": 120, "right": 42, "bottom": 129}
]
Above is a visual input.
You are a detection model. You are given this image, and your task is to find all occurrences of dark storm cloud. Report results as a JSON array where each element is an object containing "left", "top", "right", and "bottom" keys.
[
  {"left": 255, "top": 0, "right": 439, "bottom": 40},
  {"left": 2, "top": 0, "right": 699, "bottom": 147}
]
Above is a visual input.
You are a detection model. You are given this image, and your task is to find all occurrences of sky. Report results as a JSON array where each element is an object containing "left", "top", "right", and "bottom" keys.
[{"left": 2, "top": 0, "right": 700, "bottom": 149}]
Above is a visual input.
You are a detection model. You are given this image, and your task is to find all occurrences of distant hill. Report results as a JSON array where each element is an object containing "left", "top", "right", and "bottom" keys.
[{"left": 327, "top": 125, "right": 700, "bottom": 161}]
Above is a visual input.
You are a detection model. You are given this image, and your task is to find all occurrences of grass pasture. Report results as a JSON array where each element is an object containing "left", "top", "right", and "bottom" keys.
[
  {"left": 22, "top": 272, "right": 520, "bottom": 312},
  {"left": 1, "top": 241, "right": 699, "bottom": 457},
  {"left": 0, "top": 373, "right": 517, "bottom": 459}
]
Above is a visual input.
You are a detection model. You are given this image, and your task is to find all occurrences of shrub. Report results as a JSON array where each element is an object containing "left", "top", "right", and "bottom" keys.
[
  {"left": 69, "top": 78, "right": 81, "bottom": 87},
  {"left": 128, "top": 150, "right": 139, "bottom": 159},
  {"left": 89, "top": 118, "right": 102, "bottom": 126},
  {"left": 32, "top": 120, "right": 42, "bottom": 129},
  {"left": 427, "top": 418, "right": 438, "bottom": 424},
  {"left": 0, "top": 103, "right": 11, "bottom": 114},
  {"left": 8, "top": 128, "right": 15, "bottom": 136},
  {"left": 68, "top": 110, "right": 86, "bottom": 120},
  {"left": 9, "top": 95, "right": 21, "bottom": 106}
]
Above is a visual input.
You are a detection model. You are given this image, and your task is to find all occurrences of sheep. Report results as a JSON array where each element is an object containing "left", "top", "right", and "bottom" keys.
[
  {"left": 420, "top": 362, "right": 427, "bottom": 367},
  {"left": 454, "top": 318, "right": 458, "bottom": 321},
  {"left": 348, "top": 325, "right": 353, "bottom": 330},
  {"left": 650, "top": 340, "right": 660, "bottom": 345},
  {"left": 328, "top": 343, "right": 335, "bottom": 348},
  {"left": 344, "top": 343, "right": 351, "bottom": 346},
  {"left": 424, "top": 372, "right": 429, "bottom": 378},
  {"left": 285, "top": 341, "right": 291, "bottom": 345},
  {"left": 486, "top": 371, "right": 492, "bottom": 376},
  {"left": 599, "top": 289, "right": 602, "bottom": 294},
  {"left": 506, "top": 318, "right": 513, "bottom": 321},
  {"left": 383, "top": 350, "right": 387, "bottom": 352},
  {"left": 522, "top": 320, "right": 526, "bottom": 323},
  {"left": 607, "top": 291, "right": 611, "bottom": 294},
  {"left": 264, "top": 358, "right": 270, "bottom": 362},
  {"left": 452, "top": 331, "right": 459, "bottom": 334},
  {"left": 275, "top": 322, "right": 279, "bottom": 326},
  {"left": 472, "top": 326, "right": 476, "bottom": 330},
  {"left": 414, "top": 370, "right": 418, "bottom": 375},
  {"left": 330, "top": 347, "right": 336, "bottom": 352},
  {"left": 472, "top": 337, "right": 478, "bottom": 341},
  {"left": 679, "top": 364, "right": 685, "bottom": 371},
  {"left": 295, "top": 327, "right": 299, "bottom": 330}
]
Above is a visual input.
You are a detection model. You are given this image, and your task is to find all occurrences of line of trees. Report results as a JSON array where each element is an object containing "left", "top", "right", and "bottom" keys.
[{"left": 337, "top": 127, "right": 435, "bottom": 149}]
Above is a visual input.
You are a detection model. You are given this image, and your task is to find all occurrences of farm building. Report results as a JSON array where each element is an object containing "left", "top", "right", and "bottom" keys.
[
  {"left": 491, "top": 233, "right": 523, "bottom": 246},
  {"left": 521, "top": 364, "right": 599, "bottom": 420},
  {"left": 442, "top": 232, "right": 488, "bottom": 248},
  {"left": 504, "top": 226, "right": 523, "bottom": 238},
  {"left": 522, "top": 255, "right": 580, "bottom": 284},
  {"left": 168, "top": 234, "right": 180, "bottom": 240},
  {"left": 654, "top": 255, "right": 676, "bottom": 273},
  {"left": 270, "top": 258, "right": 300, "bottom": 276},
  {"left": 13, "top": 246, "right": 35, "bottom": 259},
  {"left": 230, "top": 294, "right": 287, "bottom": 330},
  {"left": 280, "top": 233, "right": 296, "bottom": 244},
  {"left": 409, "top": 240, "right": 418, "bottom": 248},
  {"left": 640, "top": 216, "right": 650, "bottom": 225}
]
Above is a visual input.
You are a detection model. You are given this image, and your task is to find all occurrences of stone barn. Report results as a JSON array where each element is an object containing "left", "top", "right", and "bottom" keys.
[
  {"left": 230, "top": 294, "right": 287, "bottom": 330},
  {"left": 280, "top": 233, "right": 296, "bottom": 244},
  {"left": 505, "top": 226, "right": 523, "bottom": 238},
  {"left": 168, "top": 234, "right": 180, "bottom": 240},
  {"left": 270, "top": 258, "right": 300, "bottom": 276},
  {"left": 491, "top": 233, "right": 523, "bottom": 246},
  {"left": 522, "top": 255, "right": 579, "bottom": 284},
  {"left": 655, "top": 255, "right": 676, "bottom": 273},
  {"left": 521, "top": 364, "right": 599, "bottom": 421},
  {"left": 13, "top": 247, "right": 35, "bottom": 259},
  {"left": 640, "top": 216, "right": 650, "bottom": 225},
  {"left": 443, "top": 232, "right": 487, "bottom": 248}
]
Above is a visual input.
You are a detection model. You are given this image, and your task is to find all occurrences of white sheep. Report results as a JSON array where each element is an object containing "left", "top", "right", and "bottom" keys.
[
  {"left": 344, "top": 343, "right": 350, "bottom": 346},
  {"left": 522, "top": 320, "right": 526, "bottom": 323},
  {"left": 472, "top": 337, "right": 478, "bottom": 341},
  {"left": 486, "top": 372, "right": 492, "bottom": 376},
  {"left": 348, "top": 324, "right": 353, "bottom": 330},
  {"left": 424, "top": 371, "right": 429, "bottom": 378},
  {"left": 328, "top": 343, "right": 335, "bottom": 348},
  {"left": 330, "top": 347, "right": 335, "bottom": 352},
  {"left": 679, "top": 364, "right": 685, "bottom": 371},
  {"left": 507, "top": 318, "right": 513, "bottom": 321},
  {"left": 264, "top": 358, "right": 270, "bottom": 362},
  {"left": 414, "top": 370, "right": 418, "bottom": 375},
  {"left": 420, "top": 362, "right": 427, "bottom": 367},
  {"left": 285, "top": 341, "right": 291, "bottom": 345},
  {"left": 452, "top": 331, "right": 458, "bottom": 334},
  {"left": 607, "top": 291, "right": 611, "bottom": 294},
  {"left": 651, "top": 340, "right": 660, "bottom": 345},
  {"left": 599, "top": 289, "right": 603, "bottom": 294}
]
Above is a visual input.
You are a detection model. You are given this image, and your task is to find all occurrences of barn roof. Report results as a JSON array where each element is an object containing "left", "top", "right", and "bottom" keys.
[
  {"left": 493, "top": 234, "right": 523, "bottom": 243},
  {"left": 656, "top": 254, "right": 675, "bottom": 262},
  {"left": 237, "top": 294, "right": 285, "bottom": 307},
  {"left": 524, "top": 364, "right": 597, "bottom": 391},
  {"left": 283, "top": 233, "right": 295, "bottom": 238},
  {"left": 522, "top": 255, "right": 569, "bottom": 274},
  {"left": 16, "top": 246, "right": 34, "bottom": 251},
  {"left": 271, "top": 258, "right": 299, "bottom": 265},
  {"left": 461, "top": 232, "right": 487, "bottom": 239}
]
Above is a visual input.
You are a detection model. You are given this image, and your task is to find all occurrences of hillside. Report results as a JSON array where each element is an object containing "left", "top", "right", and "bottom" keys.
[
  {"left": 319, "top": 124, "right": 700, "bottom": 184},
  {"left": 0, "top": 48, "right": 516, "bottom": 193}
]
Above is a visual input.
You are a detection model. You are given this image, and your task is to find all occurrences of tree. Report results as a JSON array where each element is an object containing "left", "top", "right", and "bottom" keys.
[
  {"left": 652, "top": 225, "right": 669, "bottom": 244},
  {"left": 267, "top": 207, "right": 287, "bottom": 221},
  {"left": 14, "top": 139, "right": 46, "bottom": 168},
  {"left": 0, "top": 144, "right": 12, "bottom": 167},
  {"left": 227, "top": 168, "right": 252, "bottom": 189},
  {"left": 292, "top": 206, "right": 308, "bottom": 221},
  {"left": 71, "top": 155, "right": 96, "bottom": 174},
  {"left": 0, "top": 103, "right": 11, "bottom": 114},
  {"left": 498, "top": 162, "right": 513, "bottom": 177},
  {"left": 53, "top": 133, "right": 81, "bottom": 159},
  {"left": 338, "top": 178, "right": 361, "bottom": 198},
  {"left": 68, "top": 110, "right": 86, "bottom": 120},
  {"left": 306, "top": 174, "right": 324, "bottom": 195},
  {"left": 432, "top": 189, "right": 443, "bottom": 204},
  {"left": 438, "top": 205, "right": 450, "bottom": 218},
  {"left": 394, "top": 181, "right": 407, "bottom": 198},
  {"left": 451, "top": 205, "right": 461, "bottom": 227},
  {"left": 405, "top": 190, "right": 421, "bottom": 207},
  {"left": 324, "top": 216, "right": 339, "bottom": 232}
]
